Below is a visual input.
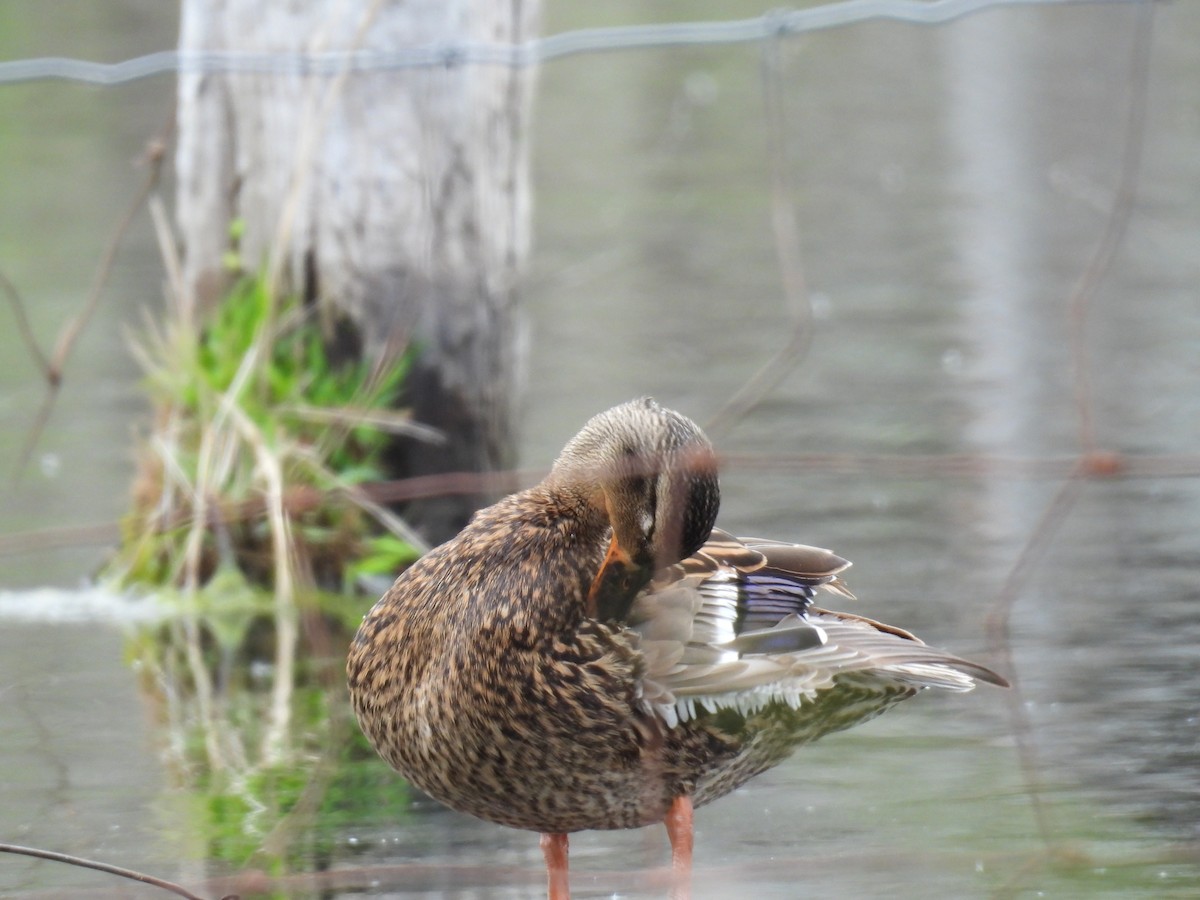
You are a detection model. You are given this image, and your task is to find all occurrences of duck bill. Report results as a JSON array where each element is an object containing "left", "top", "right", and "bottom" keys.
[{"left": 586, "top": 535, "right": 649, "bottom": 623}]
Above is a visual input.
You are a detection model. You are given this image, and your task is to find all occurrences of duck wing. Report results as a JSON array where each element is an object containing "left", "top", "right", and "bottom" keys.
[{"left": 627, "top": 529, "right": 1006, "bottom": 729}]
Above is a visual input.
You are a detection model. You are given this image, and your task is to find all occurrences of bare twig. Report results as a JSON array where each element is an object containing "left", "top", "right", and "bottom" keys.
[
  {"left": 278, "top": 404, "right": 447, "bottom": 443},
  {"left": 983, "top": 469, "right": 1087, "bottom": 848},
  {"left": 0, "top": 267, "right": 53, "bottom": 378},
  {"left": 0, "top": 521, "right": 121, "bottom": 556},
  {"left": 0, "top": 843, "right": 233, "bottom": 900},
  {"left": 148, "top": 193, "right": 187, "bottom": 325},
  {"left": 11, "top": 112, "right": 174, "bottom": 482},
  {"left": 341, "top": 483, "right": 433, "bottom": 554},
  {"left": 1066, "top": 1, "right": 1154, "bottom": 456},
  {"left": 49, "top": 133, "right": 170, "bottom": 374}
]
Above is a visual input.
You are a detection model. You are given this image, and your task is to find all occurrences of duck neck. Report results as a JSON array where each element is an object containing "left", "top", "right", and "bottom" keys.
[{"left": 454, "top": 483, "right": 611, "bottom": 644}]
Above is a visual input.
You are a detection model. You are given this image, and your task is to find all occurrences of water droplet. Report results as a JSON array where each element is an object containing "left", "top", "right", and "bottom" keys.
[
  {"left": 683, "top": 71, "right": 718, "bottom": 106},
  {"left": 941, "top": 348, "right": 964, "bottom": 376},
  {"left": 810, "top": 292, "right": 832, "bottom": 320},
  {"left": 40, "top": 453, "right": 61, "bottom": 478}
]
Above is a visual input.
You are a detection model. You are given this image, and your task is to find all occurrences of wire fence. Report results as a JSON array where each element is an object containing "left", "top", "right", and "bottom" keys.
[
  {"left": 0, "top": 0, "right": 1152, "bottom": 85},
  {"left": 1, "top": 0, "right": 1196, "bottom": 895}
]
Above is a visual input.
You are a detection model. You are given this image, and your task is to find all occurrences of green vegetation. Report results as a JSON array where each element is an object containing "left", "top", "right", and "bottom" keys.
[
  {"left": 133, "top": 585, "right": 412, "bottom": 869},
  {"left": 107, "top": 247, "right": 426, "bottom": 869},
  {"left": 108, "top": 262, "right": 422, "bottom": 592}
]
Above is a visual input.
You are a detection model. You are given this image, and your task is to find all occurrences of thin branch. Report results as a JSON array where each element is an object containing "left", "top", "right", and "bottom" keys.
[
  {"left": 45, "top": 130, "right": 172, "bottom": 379},
  {"left": 10, "top": 111, "right": 174, "bottom": 482},
  {"left": 0, "top": 843, "right": 232, "bottom": 900},
  {"left": 0, "top": 268, "right": 53, "bottom": 379},
  {"left": 148, "top": 192, "right": 187, "bottom": 326},
  {"left": 341, "top": 483, "right": 433, "bottom": 554},
  {"left": 1066, "top": 1, "right": 1154, "bottom": 455},
  {"left": 278, "top": 404, "right": 447, "bottom": 443},
  {"left": 983, "top": 469, "right": 1087, "bottom": 850},
  {"left": 706, "top": 22, "right": 813, "bottom": 435}
]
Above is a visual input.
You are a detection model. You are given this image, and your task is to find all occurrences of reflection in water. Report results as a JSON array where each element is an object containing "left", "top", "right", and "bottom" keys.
[
  {"left": 944, "top": 13, "right": 1048, "bottom": 458},
  {"left": 126, "top": 574, "right": 412, "bottom": 877}
]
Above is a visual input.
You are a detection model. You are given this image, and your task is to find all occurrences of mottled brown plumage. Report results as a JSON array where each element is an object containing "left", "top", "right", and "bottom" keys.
[{"left": 347, "top": 399, "right": 1006, "bottom": 898}]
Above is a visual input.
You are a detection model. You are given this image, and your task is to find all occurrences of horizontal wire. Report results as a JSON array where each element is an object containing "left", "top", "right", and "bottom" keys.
[{"left": 0, "top": 0, "right": 1151, "bottom": 86}]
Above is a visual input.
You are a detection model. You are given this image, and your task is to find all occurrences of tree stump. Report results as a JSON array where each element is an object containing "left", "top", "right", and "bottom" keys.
[{"left": 175, "top": 0, "right": 539, "bottom": 543}]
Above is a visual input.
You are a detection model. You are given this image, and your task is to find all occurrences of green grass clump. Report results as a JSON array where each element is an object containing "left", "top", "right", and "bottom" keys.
[
  {"left": 112, "top": 262, "right": 428, "bottom": 866},
  {"left": 110, "top": 267, "right": 423, "bottom": 593}
]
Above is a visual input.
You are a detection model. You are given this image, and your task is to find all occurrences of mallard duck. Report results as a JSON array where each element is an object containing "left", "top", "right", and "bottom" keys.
[{"left": 347, "top": 398, "right": 1006, "bottom": 899}]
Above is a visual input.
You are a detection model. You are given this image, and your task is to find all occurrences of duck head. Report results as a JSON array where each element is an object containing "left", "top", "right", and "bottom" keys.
[{"left": 548, "top": 398, "right": 720, "bottom": 622}]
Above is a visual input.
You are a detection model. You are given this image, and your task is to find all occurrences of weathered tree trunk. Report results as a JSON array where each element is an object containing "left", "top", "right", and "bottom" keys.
[{"left": 175, "top": 0, "right": 538, "bottom": 543}]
